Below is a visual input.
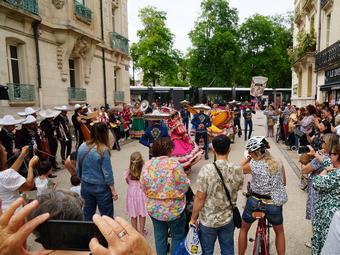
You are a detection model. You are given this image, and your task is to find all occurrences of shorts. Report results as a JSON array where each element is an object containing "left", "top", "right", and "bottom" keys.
[{"left": 242, "top": 196, "right": 283, "bottom": 226}]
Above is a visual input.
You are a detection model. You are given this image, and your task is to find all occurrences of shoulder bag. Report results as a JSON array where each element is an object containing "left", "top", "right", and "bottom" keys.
[
  {"left": 77, "top": 146, "right": 94, "bottom": 179},
  {"left": 213, "top": 162, "right": 242, "bottom": 228}
]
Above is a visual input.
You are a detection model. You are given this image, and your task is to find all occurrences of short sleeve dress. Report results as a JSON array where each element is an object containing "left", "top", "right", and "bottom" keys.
[{"left": 125, "top": 170, "right": 147, "bottom": 218}]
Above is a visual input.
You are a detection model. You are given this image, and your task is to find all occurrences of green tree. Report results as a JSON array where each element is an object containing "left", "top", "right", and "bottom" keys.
[
  {"left": 187, "top": 0, "right": 240, "bottom": 87},
  {"left": 130, "top": 6, "right": 180, "bottom": 86},
  {"left": 238, "top": 14, "right": 293, "bottom": 88}
]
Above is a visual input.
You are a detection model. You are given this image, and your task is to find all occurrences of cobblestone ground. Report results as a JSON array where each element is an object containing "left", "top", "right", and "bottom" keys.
[{"left": 28, "top": 111, "right": 312, "bottom": 254}]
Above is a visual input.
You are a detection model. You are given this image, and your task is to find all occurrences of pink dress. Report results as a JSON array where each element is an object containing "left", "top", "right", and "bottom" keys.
[{"left": 125, "top": 170, "right": 148, "bottom": 218}]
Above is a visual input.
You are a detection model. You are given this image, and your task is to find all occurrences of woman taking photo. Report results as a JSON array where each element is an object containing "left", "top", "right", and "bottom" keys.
[
  {"left": 77, "top": 122, "right": 118, "bottom": 221},
  {"left": 0, "top": 145, "right": 38, "bottom": 211},
  {"left": 141, "top": 137, "right": 190, "bottom": 255},
  {"left": 238, "top": 136, "right": 287, "bottom": 255},
  {"left": 312, "top": 143, "right": 340, "bottom": 255}
]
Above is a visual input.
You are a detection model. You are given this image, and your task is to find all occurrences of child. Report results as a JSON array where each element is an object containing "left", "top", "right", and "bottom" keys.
[
  {"left": 125, "top": 152, "right": 147, "bottom": 235},
  {"left": 35, "top": 160, "right": 56, "bottom": 196},
  {"left": 70, "top": 175, "right": 81, "bottom": 196}
]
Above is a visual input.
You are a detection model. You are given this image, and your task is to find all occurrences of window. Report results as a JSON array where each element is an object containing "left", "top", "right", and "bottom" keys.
[
  {"left": 69, "top": 59, "right": 76, "bottom": 88},
  {"left": 307, "top": 65, "right": 313, "bottom": 97},
  {"left": 298, "top": 71, "right": 302, "bottom": 98},
  {"left": 310, "top": 15, "right": 315, "bottom": 34},
  {"left": 9, "top": 45, "right": 20, "bottom": 84},
  {"left": 114, "top": 70, "right": 117, "bottom": 91},
  {"left": 326, "top": 13, "right": 331, "bottom": 47},
  {"left": 75, "top": 0, "right": 86, "bottom": 5},
  {"left": 112, "top": 8, "right": 116, "bottom": 32}
]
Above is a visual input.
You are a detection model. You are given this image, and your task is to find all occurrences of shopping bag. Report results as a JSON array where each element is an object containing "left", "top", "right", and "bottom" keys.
[{"left": 184, "top": 224, "right": 202, "bottom": 255}]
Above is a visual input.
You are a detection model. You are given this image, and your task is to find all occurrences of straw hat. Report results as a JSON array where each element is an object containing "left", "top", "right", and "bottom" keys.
[
  {"left": 17, "top": 107, "right": 40, "bottom": 117},
  {"left": 39, "top": 109, "right": 61, "bottom": 119},
  {"left": 193, "top": 104, "right": 211, "bottom": 111},
  {"left": 22, "top": 115, "right": 38, "bottom": 125},
  {"left": 0, "top": 115, "right": 24, "bottom": 126}
]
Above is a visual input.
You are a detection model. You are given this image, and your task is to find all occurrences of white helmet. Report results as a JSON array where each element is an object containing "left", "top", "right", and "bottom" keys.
[{"left": 246, "top": 136, "right": 269, "bottom": 153}]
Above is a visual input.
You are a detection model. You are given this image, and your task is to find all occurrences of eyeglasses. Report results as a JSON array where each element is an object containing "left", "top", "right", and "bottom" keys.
[{"left": 330, "top": 152, "right": 338, "bottom": 156}]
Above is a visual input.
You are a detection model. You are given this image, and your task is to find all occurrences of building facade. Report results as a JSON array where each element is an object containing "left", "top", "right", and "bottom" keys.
[
  {"left": 0, "top": 0, "right": 130, "bottom": 115},
  {"left": 291, "top": 0, "right": 340, "bottom": 106}
]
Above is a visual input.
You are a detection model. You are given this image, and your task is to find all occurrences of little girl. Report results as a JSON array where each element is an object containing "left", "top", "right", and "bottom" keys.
[
  {"left": 125, "top": 152, "right": 147, "bottom": 235},
  {"left": 35, "top": 160, "right": 57, "bottom": 196}
]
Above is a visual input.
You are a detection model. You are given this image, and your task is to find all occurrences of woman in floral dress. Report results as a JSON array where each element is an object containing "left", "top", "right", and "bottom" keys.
[
  {"left": 312, "top": 144, "right": 340, "bottom": 255},
  {"left": 301, "top": 133, "right": 338, "bottom": 247}
]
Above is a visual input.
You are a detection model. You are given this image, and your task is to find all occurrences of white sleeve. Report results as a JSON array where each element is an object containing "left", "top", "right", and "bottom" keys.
[
  {"left": 336, "top": 125, "right": 340, "bottom": 136},
  {"left": 0, "top": 169, "right": 26, "bottom": 191}
]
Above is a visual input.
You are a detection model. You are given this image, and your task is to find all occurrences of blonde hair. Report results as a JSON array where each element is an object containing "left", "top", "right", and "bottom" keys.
[
  {"left": 252, "top": 150, "right": 280, "bottom": 175},
  {"left": 129, "top": 152, "right": 144, "bottom": 180}
]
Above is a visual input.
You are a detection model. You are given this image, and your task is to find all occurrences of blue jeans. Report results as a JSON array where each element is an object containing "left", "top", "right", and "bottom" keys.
[
  {"left": 81, "top": 181, "right": 113, "bottom": 221},
  {"left": 199, "top": 220, "right": 235, "bottom": 255},
  {"left": 151, "top": 211, "right": 186, "bottom": 255},
  {"left": 244, "top": 119, "right": 253, "bottom": 140}
]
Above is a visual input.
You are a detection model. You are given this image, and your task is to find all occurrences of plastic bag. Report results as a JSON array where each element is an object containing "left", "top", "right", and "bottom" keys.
[{"left": 185, "top": 224, "right": 202, "bottom": 255}]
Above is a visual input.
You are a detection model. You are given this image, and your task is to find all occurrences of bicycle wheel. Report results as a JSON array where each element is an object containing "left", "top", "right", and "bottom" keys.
[{"left": 254, "top": 235, "right": 262, "bottom": 255}]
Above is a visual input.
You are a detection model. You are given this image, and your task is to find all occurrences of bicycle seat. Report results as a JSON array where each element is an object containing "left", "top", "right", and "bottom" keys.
[{"left": 252, "top": 211, "right": 266, "bottom": 219}]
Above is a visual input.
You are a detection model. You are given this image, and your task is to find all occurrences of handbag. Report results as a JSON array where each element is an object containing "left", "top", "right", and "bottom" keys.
[{"left": 213, "top": 162, "right": 242, "bottom": 228}]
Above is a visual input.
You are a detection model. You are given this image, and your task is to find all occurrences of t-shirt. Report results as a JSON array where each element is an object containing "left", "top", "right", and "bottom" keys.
[
  {"left": 70, "top": 185, "right": 81, "bottom": 196},
  {"left": 34, "top": 177, "right": 49, "bottom": 196},
  {"left": 0, "top": 168, "right": 26, "bottom": 211},
  {"left": 196, "top": 160, "right": 243, "bottom": 228}
]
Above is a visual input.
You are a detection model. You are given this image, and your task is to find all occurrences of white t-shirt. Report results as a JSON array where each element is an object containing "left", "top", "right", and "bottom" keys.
[
  {"left": 34, "top": 177, "right": 49, "bottom": 196},
  {"left": 70, "top": 185, "right": 81, "bottom": 196},
  {"left": 0, "top": 168, "right": 26, "bottom": 211}
]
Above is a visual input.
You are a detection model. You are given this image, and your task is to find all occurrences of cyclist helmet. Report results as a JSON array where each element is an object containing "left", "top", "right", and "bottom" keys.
[{"left": 246, "top": 136, "right": 269, "bottom": 153}]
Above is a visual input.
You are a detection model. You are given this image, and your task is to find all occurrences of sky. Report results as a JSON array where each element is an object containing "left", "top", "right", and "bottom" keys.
[{"left": 128, "top": 0, "right": 294, "bottom": 53}]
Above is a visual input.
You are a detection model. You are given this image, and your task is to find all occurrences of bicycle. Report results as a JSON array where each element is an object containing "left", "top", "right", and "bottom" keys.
[{"left": 249, "top": 200, "right": 272, "bottom": 255}]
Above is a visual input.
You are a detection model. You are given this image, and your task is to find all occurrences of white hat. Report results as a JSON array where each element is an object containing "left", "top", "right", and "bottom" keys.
[
  {"left": 180, "top": 100, "right": 190, "bottom": 104},
  {"left": 39, "top": 109, "right": 61, "bottom": 119},
  {"left": 54, "top": 105, "right": 71, "bottom": 111},
  {"left": 193, "top": 104, "right": 211, "bottom": 111},
  {"left": 0, "top": 115, "right": 24, "bottom": 126},
  {"left": 144, "top": 110, "right": 171, "bottom": 120},
  {"left": 74, "top": 104, "right": 87, "bottom": 110},
  {"left": 22, "top": 115, "right": 38, "bottom": 125},
  {"left": 17, "top": 107, "right": 40, "bottom": 117}
]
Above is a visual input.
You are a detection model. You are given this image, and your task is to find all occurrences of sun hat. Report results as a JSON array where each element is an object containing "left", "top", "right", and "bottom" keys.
[
  {"left": 17, "top": 107, "right": 40, "bottom": 117},
  {"left": 144, "top": 110, "right": 171, "bottom": 120},
  {"left": 22, "top": 115, "right": 38, "bottom": 125},
  {"left": 0, "top": 115, "right": 24, "bottom": 126},
  {"left": 193, "top": 104, "right": 211, "bottom": 111},
  {"left": 39, "top": 109, "right": 61, "bottom": 119},
  {"left": 54, "top": 105, "right": 71, "bottom": 111}
]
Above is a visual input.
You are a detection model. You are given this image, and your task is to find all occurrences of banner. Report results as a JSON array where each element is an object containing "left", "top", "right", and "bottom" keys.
[{"left": 250, "top": 76, "right": 268, "bottom": 97}]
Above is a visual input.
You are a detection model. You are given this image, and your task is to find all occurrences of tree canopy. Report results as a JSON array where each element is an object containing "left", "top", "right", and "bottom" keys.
[{"left": 130, "top": 1, "right": 293, "bottom": 88}]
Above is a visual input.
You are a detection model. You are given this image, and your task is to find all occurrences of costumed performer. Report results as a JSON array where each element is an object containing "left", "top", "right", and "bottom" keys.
[{"left": 130, "top": 102, "right": 145, "bottom": 139}]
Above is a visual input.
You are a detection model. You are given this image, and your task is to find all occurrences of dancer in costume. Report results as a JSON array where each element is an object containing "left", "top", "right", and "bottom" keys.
[
  {"left": 130, "top": 102, "right": 145, "bottom": 139},
  {"left": 139, "top": 110, "right": 170, "bottom": 159},
  {"left": 120, "top": 103, "right": 132, "bottom": 139},
  {"left": 168, "top": 111, "right": 203, "bottom": 170}
]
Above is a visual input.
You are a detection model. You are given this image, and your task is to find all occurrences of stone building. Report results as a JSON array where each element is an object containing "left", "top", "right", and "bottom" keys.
[
  {"left": 291, "top": 0, "right": 340, "bottom": 106},
  {"left": 0, "top": 0, "right": 130, "bottom": 115}
]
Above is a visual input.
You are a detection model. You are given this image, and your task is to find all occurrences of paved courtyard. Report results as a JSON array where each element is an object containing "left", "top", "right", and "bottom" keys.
[{"left": 29, "top": 111, "right": 312, "bottom": 254}]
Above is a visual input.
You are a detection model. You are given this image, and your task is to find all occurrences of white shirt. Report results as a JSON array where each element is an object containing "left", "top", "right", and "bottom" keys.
[
  {"left": 0, "top": 168, "right": 26, "bottom": 211},
  {"left": 34, "top": 177, "right": 49, "bottom": 196},
  {"left": 70, "top": 185, "right": 81, "bottom": 196}
]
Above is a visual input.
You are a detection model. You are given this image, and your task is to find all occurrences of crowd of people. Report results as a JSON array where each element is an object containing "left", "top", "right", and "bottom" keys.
[{"left": 0, "top": 99, "right": 339, "bottom": 255}]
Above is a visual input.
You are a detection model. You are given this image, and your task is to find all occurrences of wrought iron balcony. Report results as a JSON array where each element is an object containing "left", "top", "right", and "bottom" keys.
[
  {"left": 7, "top": 83, "right": 36, "bottom": 103},
  {"left": 114, "top": 91, "right": 125, "bottom": 102},
  {"left": 3, "top": 0, "right": 39, "bottom": 15},
  {"left": 68, "top": 87, "right": 87, "bottom": 102},
  {"left": 315, "top": 40, "right": 340, "bottom": 71},
  {"left": 74, "top": 1, "right": 92, "bottom": 24},
  {"left": 110, "top": 32, "right": 129, "bottom": 55}
]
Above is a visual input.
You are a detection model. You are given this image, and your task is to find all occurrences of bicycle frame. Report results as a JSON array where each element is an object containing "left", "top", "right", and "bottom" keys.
[{"left": 253, "top": 214, "right": 270, "bottom": 255}]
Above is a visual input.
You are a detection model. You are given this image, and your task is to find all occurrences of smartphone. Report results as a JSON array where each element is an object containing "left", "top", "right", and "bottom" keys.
[
  {"left": 35, "top": 220, "right": 108, "bottom": 251},
  {"left": 298, "top": 146, "right": 311, "bottom": 154}
]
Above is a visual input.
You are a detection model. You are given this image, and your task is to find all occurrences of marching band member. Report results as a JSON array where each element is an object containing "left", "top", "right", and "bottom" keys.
[
  {"left": 15, "top": 115, "right": 41, "bottom": 177},
  {"left": 140, "top": 110, "right": 170, "bottom": 159},
  {"left": 0, "top": 115, "right": 24, "bottom": 166},
  {"left": 109, "top": 106, "right": 124, "bottom": 151},
  {"left": 39, "top": 109, "right": 61, "bottom": 170},
  {"left": 120, "top": 103, "right": 132, "bottom": 139},
  {"left": 72, "top": 104, "right": 84, "bottom": 149},
  {"left": 54, "top": 105, "right": 72, "bottom": 164},
  {"left": 191, "top": 104, "right": 211, "bottom": 160}
]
